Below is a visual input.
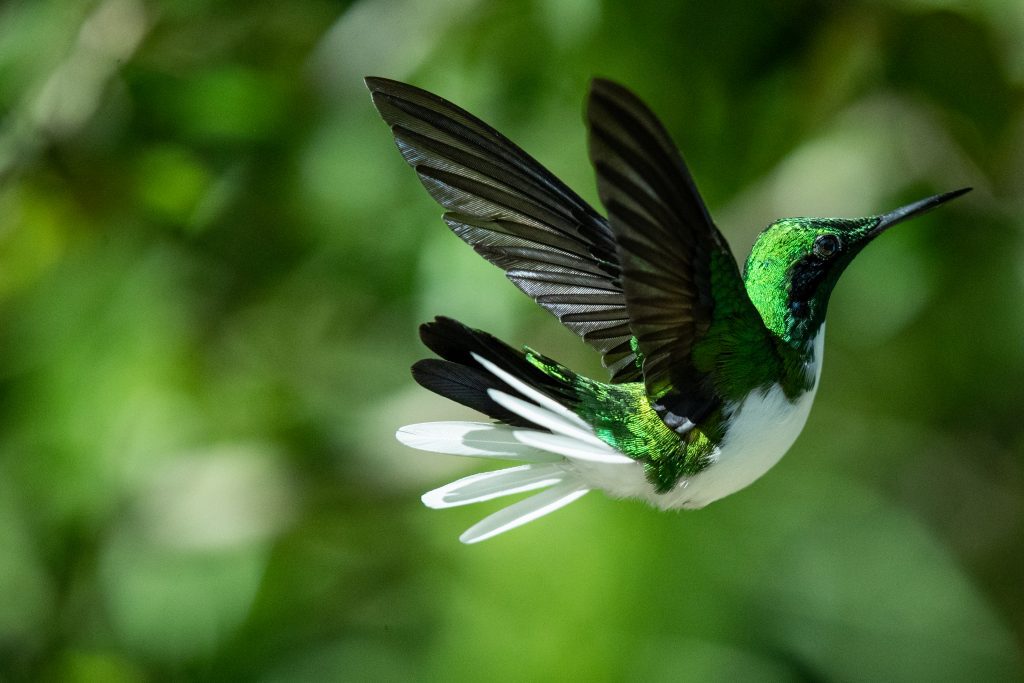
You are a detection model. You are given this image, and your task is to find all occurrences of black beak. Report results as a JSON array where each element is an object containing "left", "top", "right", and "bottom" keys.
[{"left": 868, "top": 187, "right": 972, "bottom": 238}]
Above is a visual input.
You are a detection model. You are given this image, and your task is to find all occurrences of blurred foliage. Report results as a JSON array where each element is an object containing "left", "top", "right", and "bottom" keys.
[{"left": 0, "top": 0, "right": 1022, "bottom": 679}]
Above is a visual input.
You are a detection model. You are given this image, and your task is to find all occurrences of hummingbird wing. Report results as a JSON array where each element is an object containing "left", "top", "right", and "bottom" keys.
[
  {"left": 366, "top": 77, "right": 640, "bottom": 382},
  {"left": 586, "top": 79, "right": 778, "bottom": 430}
]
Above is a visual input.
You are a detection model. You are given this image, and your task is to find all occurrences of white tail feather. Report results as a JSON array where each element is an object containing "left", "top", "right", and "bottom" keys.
[
  {"left": 513, "top": 430, "right": 634, "bottom": 464},
  {"left": 396, "top": 342, "right": 643, "bottom": 542},
  {"left": 459, "top": 482, "right": 590, "bottom": 544},
  {"left": 487, "top": 389, "right": 607, "bottom": 447},
  {"left": 471, "top": 353, "right": 591, "bottom": 430},
  {"left": 421, "top": 463, "right": 567, "bottom": 509},
  {"left": 396, "top": 422, "right": 560, "bottom": 462}
]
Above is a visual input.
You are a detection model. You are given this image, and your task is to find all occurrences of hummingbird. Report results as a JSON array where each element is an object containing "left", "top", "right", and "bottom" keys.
[{"left": 366, "top": 76, "right": 969, "bottom": 544}]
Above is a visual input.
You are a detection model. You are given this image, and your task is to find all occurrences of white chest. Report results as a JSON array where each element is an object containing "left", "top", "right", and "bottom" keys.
[
  {"left": 666, "top": 326, "right": 826, "bottom": 508},
  {"left": 575, "top": 328, "right": 826, "bottom": 509}
]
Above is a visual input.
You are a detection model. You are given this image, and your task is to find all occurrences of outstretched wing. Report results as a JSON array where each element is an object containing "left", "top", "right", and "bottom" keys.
[
  {"left": 365, "top": 77, "right": 640, "bottom": 382},
  {"left": 586, "top": 78, "right": 778, "bottom": 431}
]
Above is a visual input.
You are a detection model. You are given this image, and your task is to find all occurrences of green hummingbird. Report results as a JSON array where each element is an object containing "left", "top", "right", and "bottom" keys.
[{"left": 366, "top": 76, "right": 969, "bottom": 544}]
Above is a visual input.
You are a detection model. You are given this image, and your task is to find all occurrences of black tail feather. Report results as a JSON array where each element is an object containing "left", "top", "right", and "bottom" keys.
[
  {"left": 413, "top": 317, "right": 577, "bottom": 423},
  {"left": 411, "top": 359, "right": 531, "bottom": 426},
  {"left": 419, "top": 316, "right": 517, "bottom": 368}
]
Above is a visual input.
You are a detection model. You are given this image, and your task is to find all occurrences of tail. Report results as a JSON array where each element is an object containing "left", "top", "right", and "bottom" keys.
[{"left": 397, "top": 317, "right": 633, "bottom": 543}]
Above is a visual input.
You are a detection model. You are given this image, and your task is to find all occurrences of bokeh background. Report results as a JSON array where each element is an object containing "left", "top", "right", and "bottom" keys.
[{"left": 0, "top": 0, "right": 1022, "bottom": 679}]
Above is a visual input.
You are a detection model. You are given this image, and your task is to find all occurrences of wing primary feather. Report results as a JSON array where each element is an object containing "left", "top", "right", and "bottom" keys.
[
  {"left": 366, "top": 76, "right": 643, "bottom": 381},
  {"left": 586, "top": 78, "right": 779, "bottom": 429}
]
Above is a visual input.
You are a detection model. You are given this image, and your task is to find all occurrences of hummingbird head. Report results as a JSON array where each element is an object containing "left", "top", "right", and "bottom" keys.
[{"left": 743, "top": 188, "right": 970, "bottom": 345}]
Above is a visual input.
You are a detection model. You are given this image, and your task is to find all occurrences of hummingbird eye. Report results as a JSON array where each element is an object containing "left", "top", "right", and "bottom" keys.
[{"left": 813, "top": 234, "right": 841, "bottom": 259}]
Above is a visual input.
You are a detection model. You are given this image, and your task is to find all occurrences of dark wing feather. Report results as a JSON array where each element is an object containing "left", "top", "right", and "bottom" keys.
[
  {"left": 586, "top": 78, "right": 775, "bottom": 429},
  {"left": 365, "top": 77, "right": 640, "bottom": 382}
]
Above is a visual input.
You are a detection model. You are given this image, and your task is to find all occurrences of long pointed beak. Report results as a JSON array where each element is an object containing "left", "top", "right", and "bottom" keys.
[{"left": 868, "top": 187, "right": 972, "bottom": 238}]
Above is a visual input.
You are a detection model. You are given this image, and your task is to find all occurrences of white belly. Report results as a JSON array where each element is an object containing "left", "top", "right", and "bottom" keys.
[
  {"left": 571, "top": 327, "right": 825, "bottom": 509},
  {"left": 657, "top": 326, "right": 825, "bottom": 508}
]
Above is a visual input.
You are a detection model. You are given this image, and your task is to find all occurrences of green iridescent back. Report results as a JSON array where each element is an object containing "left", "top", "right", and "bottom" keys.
[{"left": 524, "top": 349, "right": 715, "bottom": 492}]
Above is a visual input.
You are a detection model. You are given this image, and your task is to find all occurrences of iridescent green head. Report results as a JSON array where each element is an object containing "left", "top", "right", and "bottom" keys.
[{"left": 743, "top": 189, "right": 970, "bottom": 346}]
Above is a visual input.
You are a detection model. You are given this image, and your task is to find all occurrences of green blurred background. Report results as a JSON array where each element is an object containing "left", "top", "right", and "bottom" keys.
[{"left": 0, "top": 0, "right": 1022, "bottom": 679}]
